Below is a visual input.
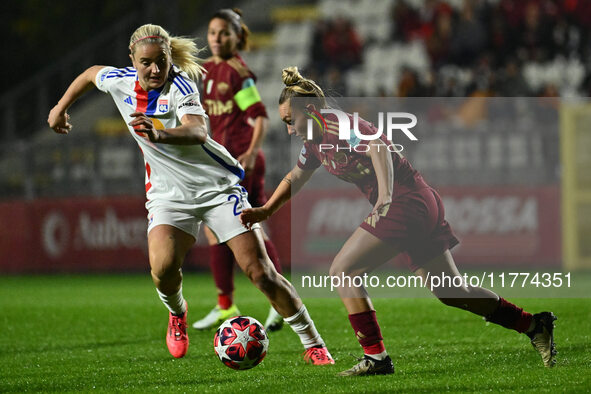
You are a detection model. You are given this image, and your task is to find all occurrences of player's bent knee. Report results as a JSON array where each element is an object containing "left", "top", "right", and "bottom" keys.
[
  {"left": 149, "top": 247, "right": 184, "bottom": 275},
  {"left": 328, "top": 264, "right": 341, "bottom": 278},
  {"left": 329, "top": 254, "right": 350, "bottom": 277},
  {"left": 151, "top": 268, "right": 181, "bottom": 284},
  {"left": 329, "top": 261, "right": 364, "bottom": 278},
  {"left": 150, "top": 258, "right": 182, "bottom": 282}
]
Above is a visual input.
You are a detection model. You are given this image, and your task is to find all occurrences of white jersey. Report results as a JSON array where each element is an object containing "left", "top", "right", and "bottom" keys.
[{"left": 95, "top": 66, "right": 244, "bottom": 208}]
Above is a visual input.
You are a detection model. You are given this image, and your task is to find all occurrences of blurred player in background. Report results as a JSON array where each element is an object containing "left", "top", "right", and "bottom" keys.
[
  {"left": 240, "top": 66, "right": 556, "bottom": 376},
  {"left": 47, "top": 26, "right": 334, "bottom": 365},
  {"left": 193, "top": 8, "right": 283, "bottom": 332}
]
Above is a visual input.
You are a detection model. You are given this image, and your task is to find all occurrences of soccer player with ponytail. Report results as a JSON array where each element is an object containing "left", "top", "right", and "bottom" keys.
[
  {"left": 48, "top": 25, "right": 334, "bottom": 365},
  {"left": 193, "top": 9, "right": 284, "bottom": 332},
  {"left": 240, "top": 66, "right": 557, "bottom": 376}
]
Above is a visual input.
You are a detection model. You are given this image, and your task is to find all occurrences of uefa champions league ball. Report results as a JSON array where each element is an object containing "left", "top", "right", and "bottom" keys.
[{"left": 214, "top": 316, "right": 269, "bottom": 370}]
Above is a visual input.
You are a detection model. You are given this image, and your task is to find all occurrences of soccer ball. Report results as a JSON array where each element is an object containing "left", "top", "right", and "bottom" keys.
[{"left": 214, "top": 316, "right": 269, "bottom": 370}]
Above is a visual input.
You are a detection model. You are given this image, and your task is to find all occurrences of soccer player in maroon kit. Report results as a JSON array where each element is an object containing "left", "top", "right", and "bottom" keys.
[
  {"left": 192, "top": 8, "right": 284, "bottom": 332},
  {"left": 240, "top": 67, "right": 557, "bottom": 376}
]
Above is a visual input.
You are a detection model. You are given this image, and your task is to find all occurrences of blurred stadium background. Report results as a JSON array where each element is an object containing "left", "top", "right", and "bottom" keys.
[{"left": 2, "top": 0, "right": 590, "bottom": 274}]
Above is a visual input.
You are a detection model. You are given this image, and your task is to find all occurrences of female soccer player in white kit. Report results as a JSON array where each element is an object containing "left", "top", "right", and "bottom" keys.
[{"left": 47, "top": 24, "right": 334, "bottom": 365}]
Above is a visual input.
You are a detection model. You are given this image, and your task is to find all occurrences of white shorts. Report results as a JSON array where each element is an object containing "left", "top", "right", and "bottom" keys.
[{"left": 146, "top": 185, "right": 260, "bottom": 243}]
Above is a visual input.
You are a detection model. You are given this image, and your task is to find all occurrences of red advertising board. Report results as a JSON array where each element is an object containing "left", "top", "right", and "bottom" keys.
[
  {"left": 0, "top": 197, "right": 150, "bottom": 273},
  {"left": 437, "top": 186, "right": 561, "bottom": 266},
  {"left": 290, "top": 186, "right": 561, "bottom": 268},
  {"left": 0, "top": 196, "right": 292, "bottom": 274}
]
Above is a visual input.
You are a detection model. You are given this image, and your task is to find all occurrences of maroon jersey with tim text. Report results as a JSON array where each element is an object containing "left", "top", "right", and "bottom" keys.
[
  {"left": 202, "top": 54, "right": 267, "bottom": 158},
  {"left": 297, "top": 112, "right": 428, "bottom": 205}
]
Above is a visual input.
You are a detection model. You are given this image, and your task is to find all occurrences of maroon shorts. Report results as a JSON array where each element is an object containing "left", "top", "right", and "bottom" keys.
[
  {"left": 360, "top": 187, "right": 459, "bottom": 271},
  {"left": 241, "top": 151, "right": 267, "bottom": 207}
]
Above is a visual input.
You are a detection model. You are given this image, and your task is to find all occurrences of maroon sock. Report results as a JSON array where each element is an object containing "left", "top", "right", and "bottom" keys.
[
  {"left": 486, "top": 297, "right": 533, "bottom": 333},
  {"left": 348, "top": 310, "right": 385, "bottom": 354},
  {"left": 209, "top": 243, "right": 235, "bottom": 306},
  {"left": 363, "top": 341, "right": 386, "bottom": 355},
  {"left": 264, "top": 240, "right": 283, "bottom": 274},
  {"left": 217, "top": 294, "right": 233, "bottom": 310}
]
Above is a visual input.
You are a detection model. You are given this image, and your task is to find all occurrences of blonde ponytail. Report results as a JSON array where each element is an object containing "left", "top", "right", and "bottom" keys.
[
  {"left": 169, "top": 36, "right": 206, "bottom": 81},
  {"left": 129, "top": 24, "right": 205, "bottom": 81},
  {"left": 279, "top": 66, "right": 325, "bottom": 106},
  {"left": 282, "top": 66, "right": 304, "bottom": 86}
]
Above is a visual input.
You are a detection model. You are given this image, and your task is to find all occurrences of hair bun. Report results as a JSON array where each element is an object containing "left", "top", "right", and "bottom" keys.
[{"left": 282, "top": 66, "right": 303, "bottom": 86}]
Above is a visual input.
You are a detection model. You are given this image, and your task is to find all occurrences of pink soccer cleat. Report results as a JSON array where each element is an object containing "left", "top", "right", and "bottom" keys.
[
  {"left": 303, "top": 346, "right": 335, "bottom": 365},
  {"left": 166, "top": 302, "right": 189, "bottom": 358}
]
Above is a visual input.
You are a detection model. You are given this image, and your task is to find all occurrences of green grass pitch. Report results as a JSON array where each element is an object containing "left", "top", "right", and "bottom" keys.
[{"left": 1, "top": 273, "right": 590, "bottom": 392}]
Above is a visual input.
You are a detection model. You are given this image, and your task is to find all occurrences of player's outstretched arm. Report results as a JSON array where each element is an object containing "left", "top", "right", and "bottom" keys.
[
  {"left": 48, "top": 65, "right": 105, "bottom": 134},
  {"left": 240, "top": 165, "right": 315, "bottom": 229}
]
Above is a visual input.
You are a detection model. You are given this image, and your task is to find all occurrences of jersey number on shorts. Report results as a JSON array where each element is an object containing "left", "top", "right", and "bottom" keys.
[{"left": 227, "top": 194, "right": 243, "bottom": 216}]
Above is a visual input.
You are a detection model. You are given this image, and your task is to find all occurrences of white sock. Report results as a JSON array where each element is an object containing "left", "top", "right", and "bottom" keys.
[
  {"left": 284, "top": 305, "right": 325, "bottom": 349},
  {"left": 365, "top": 350, "right": 388, "bottom": 361},
  {"left": 156, "top": 287, "right": 186, "bottom": 316}
]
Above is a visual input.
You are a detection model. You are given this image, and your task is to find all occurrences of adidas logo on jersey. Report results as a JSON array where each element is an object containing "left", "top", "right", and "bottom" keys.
[{"left": 124, "top": 96, "right": 134, "bottom": 106}]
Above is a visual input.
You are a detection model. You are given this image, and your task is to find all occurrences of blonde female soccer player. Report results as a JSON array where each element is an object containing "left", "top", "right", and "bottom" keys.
[
  {"left": 193, "top": 8, "right": 283, "bottom": 332},
  {"left": 47, "top": 25, "right": 334, "bottom": 365},
  {"left": 240, "top": 66, "right": 556, "bottom": 376}
]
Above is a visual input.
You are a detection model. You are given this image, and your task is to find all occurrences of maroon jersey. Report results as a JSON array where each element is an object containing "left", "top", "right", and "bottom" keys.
[
  {"left": 298, "top": 112, "right": 458, "bottom": 267},
  {"left": 202, "top": 54, "right": 267, "bottom": 158},
  {"left": 297, "top": 112, "right": 428, "bottom": 205}
]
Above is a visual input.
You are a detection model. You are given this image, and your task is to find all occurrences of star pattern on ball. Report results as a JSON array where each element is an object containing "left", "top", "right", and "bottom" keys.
[
  {"left": 214, "top": 316, "right": 269, "bottom": 370},
  {"left": 233, "top": 325, "right": 251, "bottom": 347}
]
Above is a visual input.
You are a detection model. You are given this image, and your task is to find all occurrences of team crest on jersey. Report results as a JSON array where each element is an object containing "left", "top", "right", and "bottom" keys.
[
  {"left": 217, "top": 82, "right": 229, "bottom": 95},
  {"left": 158, "top": 99, "right": 169, "bottom": 112}
]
